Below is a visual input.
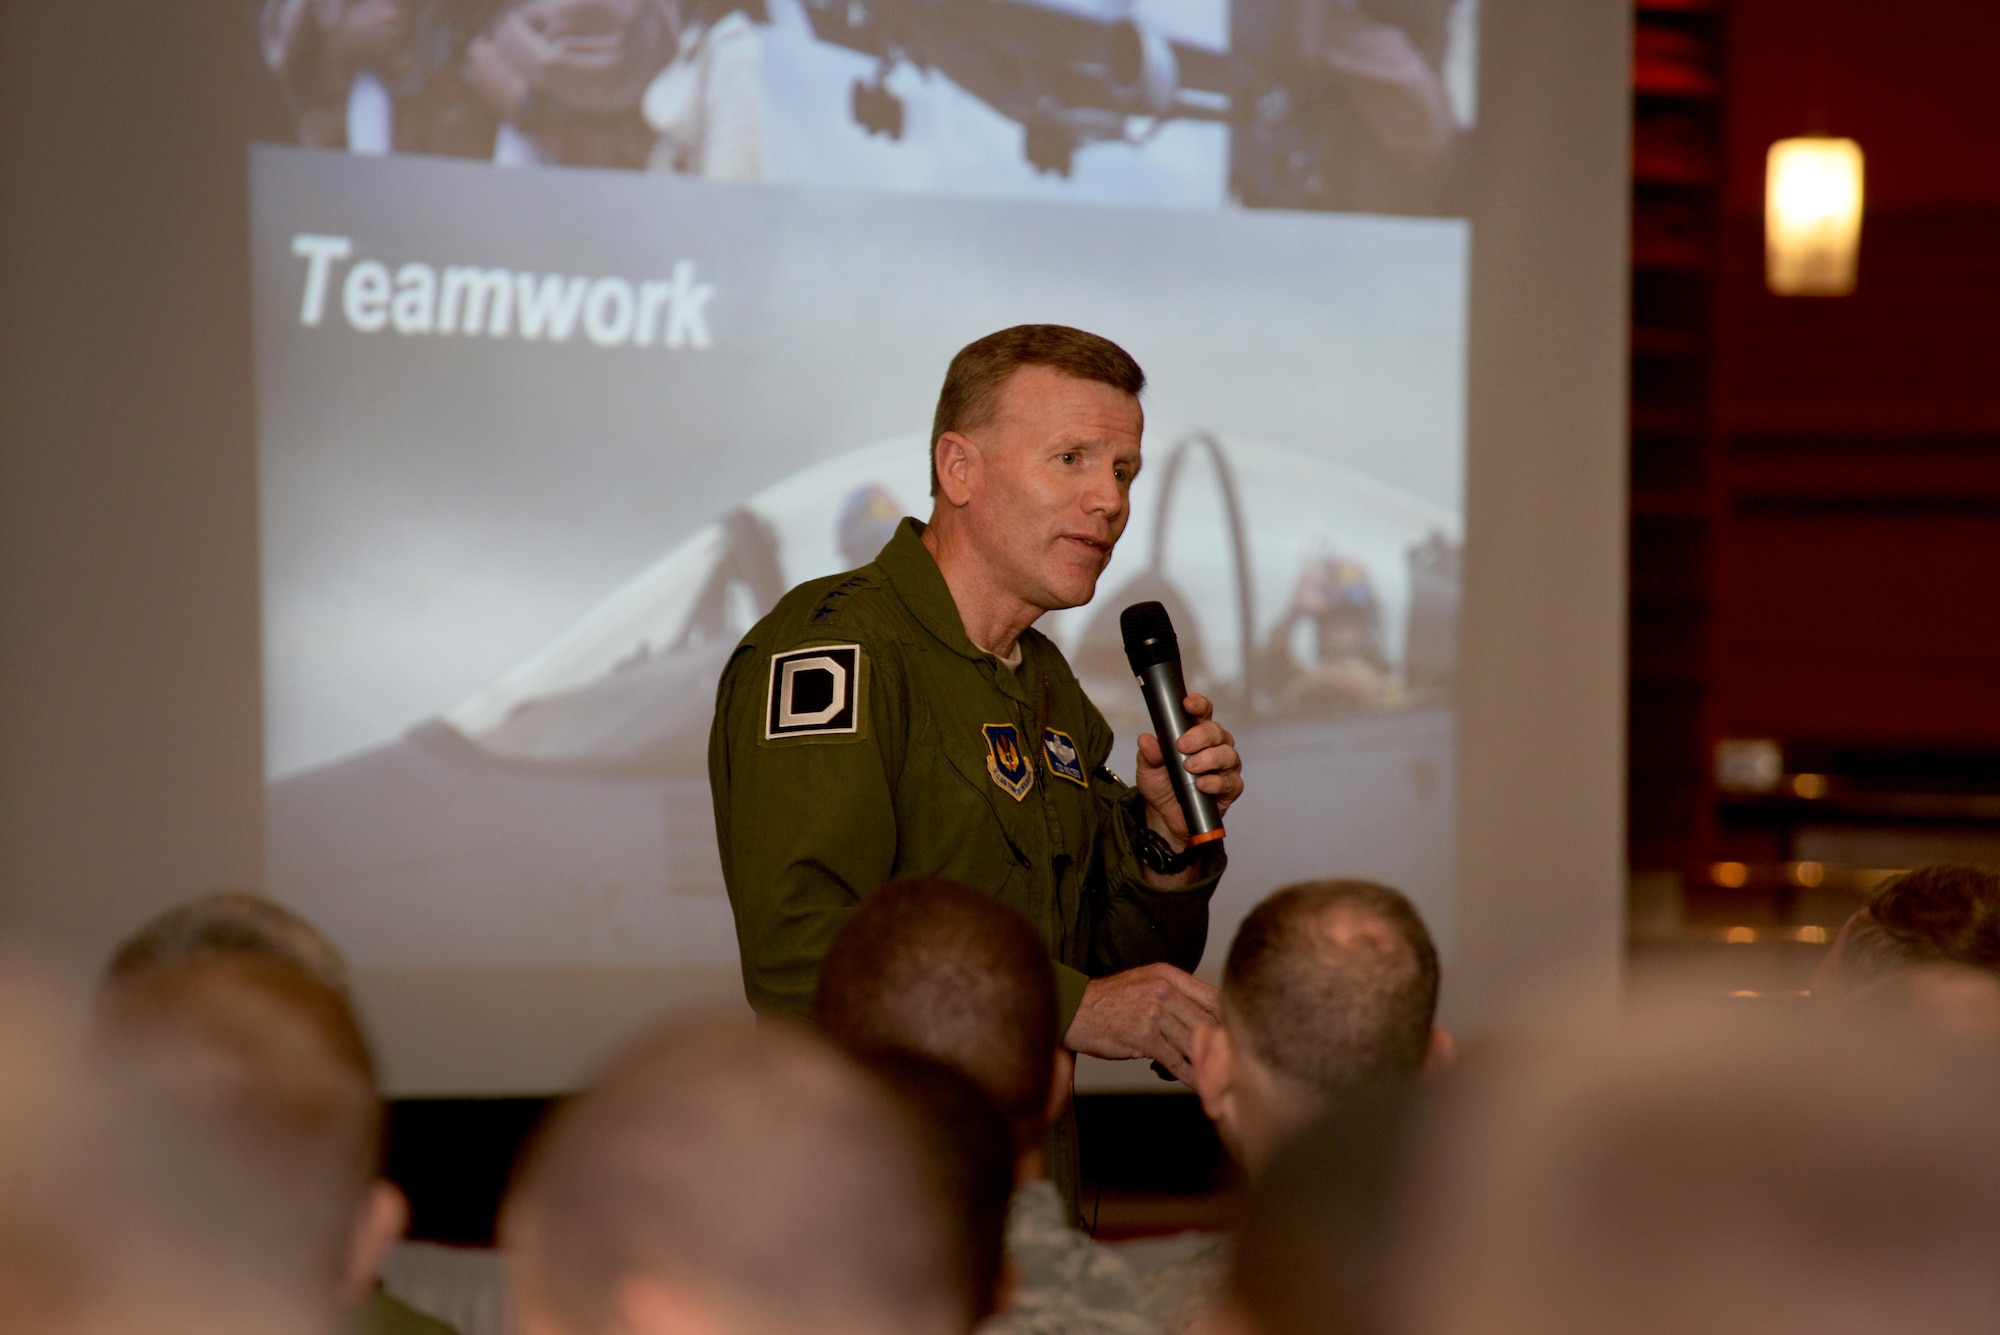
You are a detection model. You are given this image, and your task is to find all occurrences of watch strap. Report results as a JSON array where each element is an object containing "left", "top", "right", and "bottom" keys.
[{"left": 1133, "top": 824, "right": 1195, "bottom": 876}]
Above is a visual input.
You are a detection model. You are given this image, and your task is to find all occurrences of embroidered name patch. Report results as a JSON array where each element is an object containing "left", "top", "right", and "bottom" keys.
[
  {"left": 983, "top": 723, "right": 1035, "bottom": 801},
  {"left": 764, "top": 644, "right": 862, "bottom": 740},
  {"left": 1042, "top": 728, "right": 1087, "bottom": 786}
]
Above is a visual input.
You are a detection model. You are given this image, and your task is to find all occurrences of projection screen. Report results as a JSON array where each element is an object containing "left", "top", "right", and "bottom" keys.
[{"left": 71, "top": 0, "right": 1622, "bottom": 1094}]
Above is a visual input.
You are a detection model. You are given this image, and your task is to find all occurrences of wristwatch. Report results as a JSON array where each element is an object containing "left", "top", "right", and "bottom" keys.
[{"left": 1133, "top": 824, "right": 1198, "bottom": 876}]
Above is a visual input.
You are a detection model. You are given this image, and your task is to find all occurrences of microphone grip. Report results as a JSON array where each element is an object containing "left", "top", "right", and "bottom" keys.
[{"left": 1135, "top": 659, "right": 1225, "bottom": 845}]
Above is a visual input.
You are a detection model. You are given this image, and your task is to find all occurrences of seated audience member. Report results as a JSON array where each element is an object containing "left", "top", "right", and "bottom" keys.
[
  {"left": 0, "top": 959, "right": 336, "bottom": 1335},
  {"left": 1191, "top": 880, "right": 1450, "bottom": 1174},
  {"left": 105, "top": 890, "right": 353, "bottom": 992},
  {"left": 814, "top": 876, "right": 1162, "bottom": 1335},
  {"left": 1155, "top": 880, "right": 1449, "bottom": 1334},
  {"left": 1391, "top": 1009, "right": 2000, "bottom": 1335},
  {"left": 863, "top": 1049, "right": 1020, "bottom": 1325},
  {"left": 97, "top": 892, "right": 451, "bottom": 1335},
  {"left": 1814, "top": 863, "right": 2000, "bottom": 1004},
  {"left": 1207, "top": 1091, "right": 1421, "bottom": 1335},
  {"left": 503, "top": 1017, "right": 977, "bottom": 1335}
]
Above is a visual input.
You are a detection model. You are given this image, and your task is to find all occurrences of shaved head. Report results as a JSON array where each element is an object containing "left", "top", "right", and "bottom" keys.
[
  {"left": 506, "top": 1018, "right": 971, "bottom": 1335},
  {"left": 0, "top": 967, "right": 325, "bottom": 1335},
  {"left": 95, "top": 956, "right": 382, "bottom": 1291},
  {"left": 91, "top": 894, "right": 422, "bottom": 1333},
  {"left": 97, "top": 894, "right": 383, "bottom": 1298},
  {"left": 105, "top": 891, "right": 352, "bottom": 995},
  {"left": 1224, "top": 880, "right": 1439, "bottom": 1099},
  {"left": 815, "top": 877, "right": 1059, "bottom": 1151}
]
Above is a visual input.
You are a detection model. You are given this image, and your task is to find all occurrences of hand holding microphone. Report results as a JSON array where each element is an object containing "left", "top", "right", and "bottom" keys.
[{"left": 1120, "top": 601, "right": 1243, "bottom": 860}]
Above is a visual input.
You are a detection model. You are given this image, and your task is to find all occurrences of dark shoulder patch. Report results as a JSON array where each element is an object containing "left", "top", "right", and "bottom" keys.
[{"left": 763, "top": 643, "right": 866, "bottom": 743}]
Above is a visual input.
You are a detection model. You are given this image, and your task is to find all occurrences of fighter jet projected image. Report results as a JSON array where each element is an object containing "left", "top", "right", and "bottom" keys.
[
  {"left": 257, "top": 0, "right": 1476, "bottom": 214},
  {"left": 797, "top": 0, "right": 1234, "bottom": 176},
  {"left": 795, "top": 0, "right": 1475, "bottom": 211},
  {"left": 266, "top": 430, "right": 1461, "bottom": 970}
]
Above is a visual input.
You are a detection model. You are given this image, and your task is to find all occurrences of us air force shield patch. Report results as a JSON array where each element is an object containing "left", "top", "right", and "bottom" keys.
[
  {"left": 764, "top": 644, "right": 863, "bottom": 741},
  {"left": 1042, "top": 728, "right": 1087, "bottom": 786},
  {"left": 982, "top": 723, "right": 1035, "bottom": 800}
]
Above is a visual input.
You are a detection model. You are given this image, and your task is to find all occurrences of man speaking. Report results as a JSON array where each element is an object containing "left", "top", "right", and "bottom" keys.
[{"left": 708, "top": 325, "right": 1244, "bottom": 1082}]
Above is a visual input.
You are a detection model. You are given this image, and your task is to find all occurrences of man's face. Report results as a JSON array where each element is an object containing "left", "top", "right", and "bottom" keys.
[{"left": 945, "top": 365, "right": 1143, "bottom": 612}]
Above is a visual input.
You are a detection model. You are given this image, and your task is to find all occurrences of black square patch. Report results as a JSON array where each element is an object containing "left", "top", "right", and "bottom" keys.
[{"left": 764, "top": 644, "right": 863, "bottom": 740}]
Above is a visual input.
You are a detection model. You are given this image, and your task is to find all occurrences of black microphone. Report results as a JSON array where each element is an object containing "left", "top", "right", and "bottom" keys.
[{"left": 1120, "top": 601, "right": 1225, "bottom": 846}]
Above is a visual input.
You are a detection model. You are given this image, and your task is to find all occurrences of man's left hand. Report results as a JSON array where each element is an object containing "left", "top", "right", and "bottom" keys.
[{"left": 1134, "top": 692, "right": 1243, "bottom": 859}]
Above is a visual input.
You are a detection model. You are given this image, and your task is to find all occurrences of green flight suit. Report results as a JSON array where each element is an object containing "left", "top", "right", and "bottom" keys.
[
  {"left": 353, "top": 1290, "right": 458, "bottom": 1335},
  {"left": 708, "top": 517, "right": 1222, "bottom": 1036}
]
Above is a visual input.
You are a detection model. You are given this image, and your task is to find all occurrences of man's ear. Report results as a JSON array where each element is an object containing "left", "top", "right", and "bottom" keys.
[
  {"left": 1189, "top": 1020, "right": 1235, "bottom": 1124},
  {"left": 338, "top": 1179, "right": 410, "bottom": 1305},
  {"left": 1424, "top": 1026, "right": 1458, "bottom": 1075},
  {"left": 933, "top": 431, "right": 980, "bottom": 508}
]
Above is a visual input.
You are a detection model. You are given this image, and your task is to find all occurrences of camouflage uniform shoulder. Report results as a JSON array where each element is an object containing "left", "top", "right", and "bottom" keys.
[
  {"left": 1136, "top": 1233, "right": 1232, "bottom": 1335},
  {"left": 355, "top": 1292, "right": 458, "bottom": 1335},
  {"left": 978, "top": 1181, "right": 1163, "bottom": 1335}
]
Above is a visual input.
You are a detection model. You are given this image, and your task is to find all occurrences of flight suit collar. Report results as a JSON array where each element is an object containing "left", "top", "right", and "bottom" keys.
[{"left": 877, "top": 519, "right": 1039, "bottom": 696}]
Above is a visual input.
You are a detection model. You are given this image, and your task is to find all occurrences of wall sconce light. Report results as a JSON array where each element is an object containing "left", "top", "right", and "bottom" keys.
[{"left": 1765, "top": 136, "right": 1864, "bottom": 296}]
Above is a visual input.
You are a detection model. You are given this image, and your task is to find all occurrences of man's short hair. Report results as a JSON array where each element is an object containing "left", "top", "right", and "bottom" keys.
[
  {"left": 815, "top": 876, "right": 1059, "bottom": 1151},
  {"left": 1834, "top": 864, "right": 2000, "bottom": 993},
  {"left": 96, "top": 895, "right": 380, "bottom": 1290},
  {"left": 0, "top": 967, "right": 320, "bottom": 1333},
  {"left": 95, "top": 956, "right": 382, "bottom": 1290},
  {"left": 1223, "top": 880, "right": 1439, "bottom": 1100},
  {"left": 928, "top": 325, "right": 1146, "bottom": 495},
  {"left": 105, "top": 890, "right": 352, "bottom": 995},
  {"left": 507, "top": 1019, "right": 970, "bottom": 1335}
]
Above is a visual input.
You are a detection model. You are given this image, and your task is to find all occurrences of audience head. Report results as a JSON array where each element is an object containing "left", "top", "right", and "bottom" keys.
[
  {"left": 860, "top": 1049, "right": 1017, "bottom": 1324},
  {"left": 1393, "top": 1008, "right": 2000, "bottom": 1335},
  {"left": 1815, "top": 863, "right": 2000, "bottom": 1004},
  {"left": 1192, "top": 880, "right": 1448, "bottom": 1174},
  {"left": 0, "top": 958, "right": 321, "bottom": 1335},
  {"left": 815, "top": 876, "right": 1065, "bottom": 1163},
  {"left": 505, "top": 1016, "right": 976, "bottom": 1335},
  {"left": 0, "top": 963, "right": 124, "bottom": 1333},
  {"left": 94, "top": 894, "right": 403, "bottom": 1310},
  {"left": 103, "top": 890, "right": 352, "bottom": 994},
  {"left": 1218, "top": 1088, "right": 1421, "bottom": 1335}
]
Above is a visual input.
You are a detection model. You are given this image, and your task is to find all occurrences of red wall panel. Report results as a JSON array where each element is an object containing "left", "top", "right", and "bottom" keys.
[
  {"left": 1726, "top": 0, "right": 2000, "bottom": 214},
  {"left": 1719, "top": 510, "right": 2000, "bottom": 744}
]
